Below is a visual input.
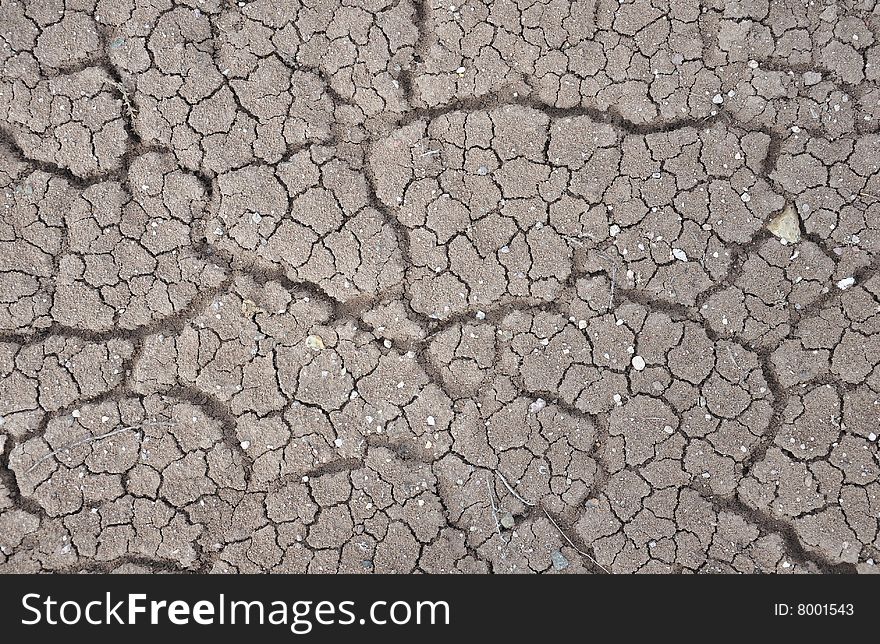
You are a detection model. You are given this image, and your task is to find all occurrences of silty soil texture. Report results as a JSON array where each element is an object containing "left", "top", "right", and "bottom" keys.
[{"left": 0, "top": 0, "right": 879, "bottom": 574}]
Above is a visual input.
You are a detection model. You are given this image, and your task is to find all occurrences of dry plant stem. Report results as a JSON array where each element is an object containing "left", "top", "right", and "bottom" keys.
[
  {"left": 496, "top": 470, "right": 536, "bottom": 506},
  {"left": 25, "top": 421, "right": 175, "bottom": 474},
  {"left": 543, "top": 507, "right": 610, "bottom": 575},
  {"left": 486, "top": 478, "right": 503, "bottom": 539}
]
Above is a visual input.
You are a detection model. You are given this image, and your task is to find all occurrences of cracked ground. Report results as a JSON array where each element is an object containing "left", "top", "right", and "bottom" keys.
[{"left": 0, "top": 0, "right": 879, "bottom": 575}]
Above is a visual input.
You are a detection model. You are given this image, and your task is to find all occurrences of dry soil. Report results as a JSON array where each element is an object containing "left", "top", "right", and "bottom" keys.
[{"left": 0, "top": 0, "right": 879, "bottom": 574}]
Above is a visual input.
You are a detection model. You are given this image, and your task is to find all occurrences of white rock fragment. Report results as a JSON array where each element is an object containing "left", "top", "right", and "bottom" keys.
[
  {"left": 767, "top": 203, "right": 801, "bottom": 244},
  {"left": 672, "top": 248, "right": 688, "bottom": 262},
  {"left": 712, "top": 93, "right": 724, "bottom": 104},
  {"left": 305, "top": 334, "right": 325, "bottom": 351},
  {"left": 529, "top": 398, "right": 547, "bottom": 413},
  {"left": 803, "top": 71, "right": 822, "bottom": 86},
  {"left": 426, "top": 415, "right": 436, "bottom": 427},
  {"left": 631, "top": 355, "right": 646, "bottom": 371},
  {"left": 240, "top": 440, "right": 250, "bottom": 450},
  {"left": 836, "top": 277, "right": 856, "bottom": 290}
]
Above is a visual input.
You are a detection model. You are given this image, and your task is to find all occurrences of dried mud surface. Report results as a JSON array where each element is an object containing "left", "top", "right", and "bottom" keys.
[{"left": 1, "top": 0, "right": 879, "bottom": 574}]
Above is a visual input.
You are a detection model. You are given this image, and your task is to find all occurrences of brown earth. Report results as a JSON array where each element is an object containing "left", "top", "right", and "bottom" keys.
[{"left": 1, "top": 0, "right": 879, "bottom": 574}]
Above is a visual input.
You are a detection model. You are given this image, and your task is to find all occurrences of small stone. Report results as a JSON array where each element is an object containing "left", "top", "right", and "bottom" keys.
[
  {"left": 550, "top": 550, "right": 570, "bottom": 571},
  {"left": 529, "top": 398, "right": 547, "bottom": 413},
  {"left": 868, "top": 432, "right": 877, "bottom": 442},
  {"left": 426, "top": 415, "right": 436, "bottom": 427},
  {"left": 240, "top": 440, "right": 250, "bottom": 450},
  {"left": 240, "top": 298, "right": 260, "bottom": 318},
  {"left": 500, "top": 513, "right": 515, "bottom": 530},
  {"left": 803, "top": 71, "right": 822, "bottom": 86},
  {"left": 631, "top": 355, "right": 646, "bottom": 371},
  {"left": 305, "top": 334, "right": 325, "bottom": 351},
  {"left": 672, "top": 248, "right": 688, "bottom": 262},
  {"left": 767, "top": 203, "right": 801, "bottom": 244},
  {"left": 836, "top": 277, "right": 856, "bottom": 290},
  {"left": 712, "top": 93, "right": 724, "bottom": 104}
]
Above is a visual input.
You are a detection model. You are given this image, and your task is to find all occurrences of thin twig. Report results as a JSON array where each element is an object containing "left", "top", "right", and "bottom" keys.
[
  {"left": 543, "top": 507, "right": 610, "bottom": 574},
  {"left": 496, "top": 470, "right": 535, "bottom": 506},
  {"left": 608, "top": 265, "right": 617, "bottom": 311},
  {"left": 726, "top": 345, "right": 741, "bottom": 372},
  {"left": 486, "top": 478, "right": 503, "bottom": 539},
  {"left": 25, "top": 421, "right": 173, "bottom": 474}
]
